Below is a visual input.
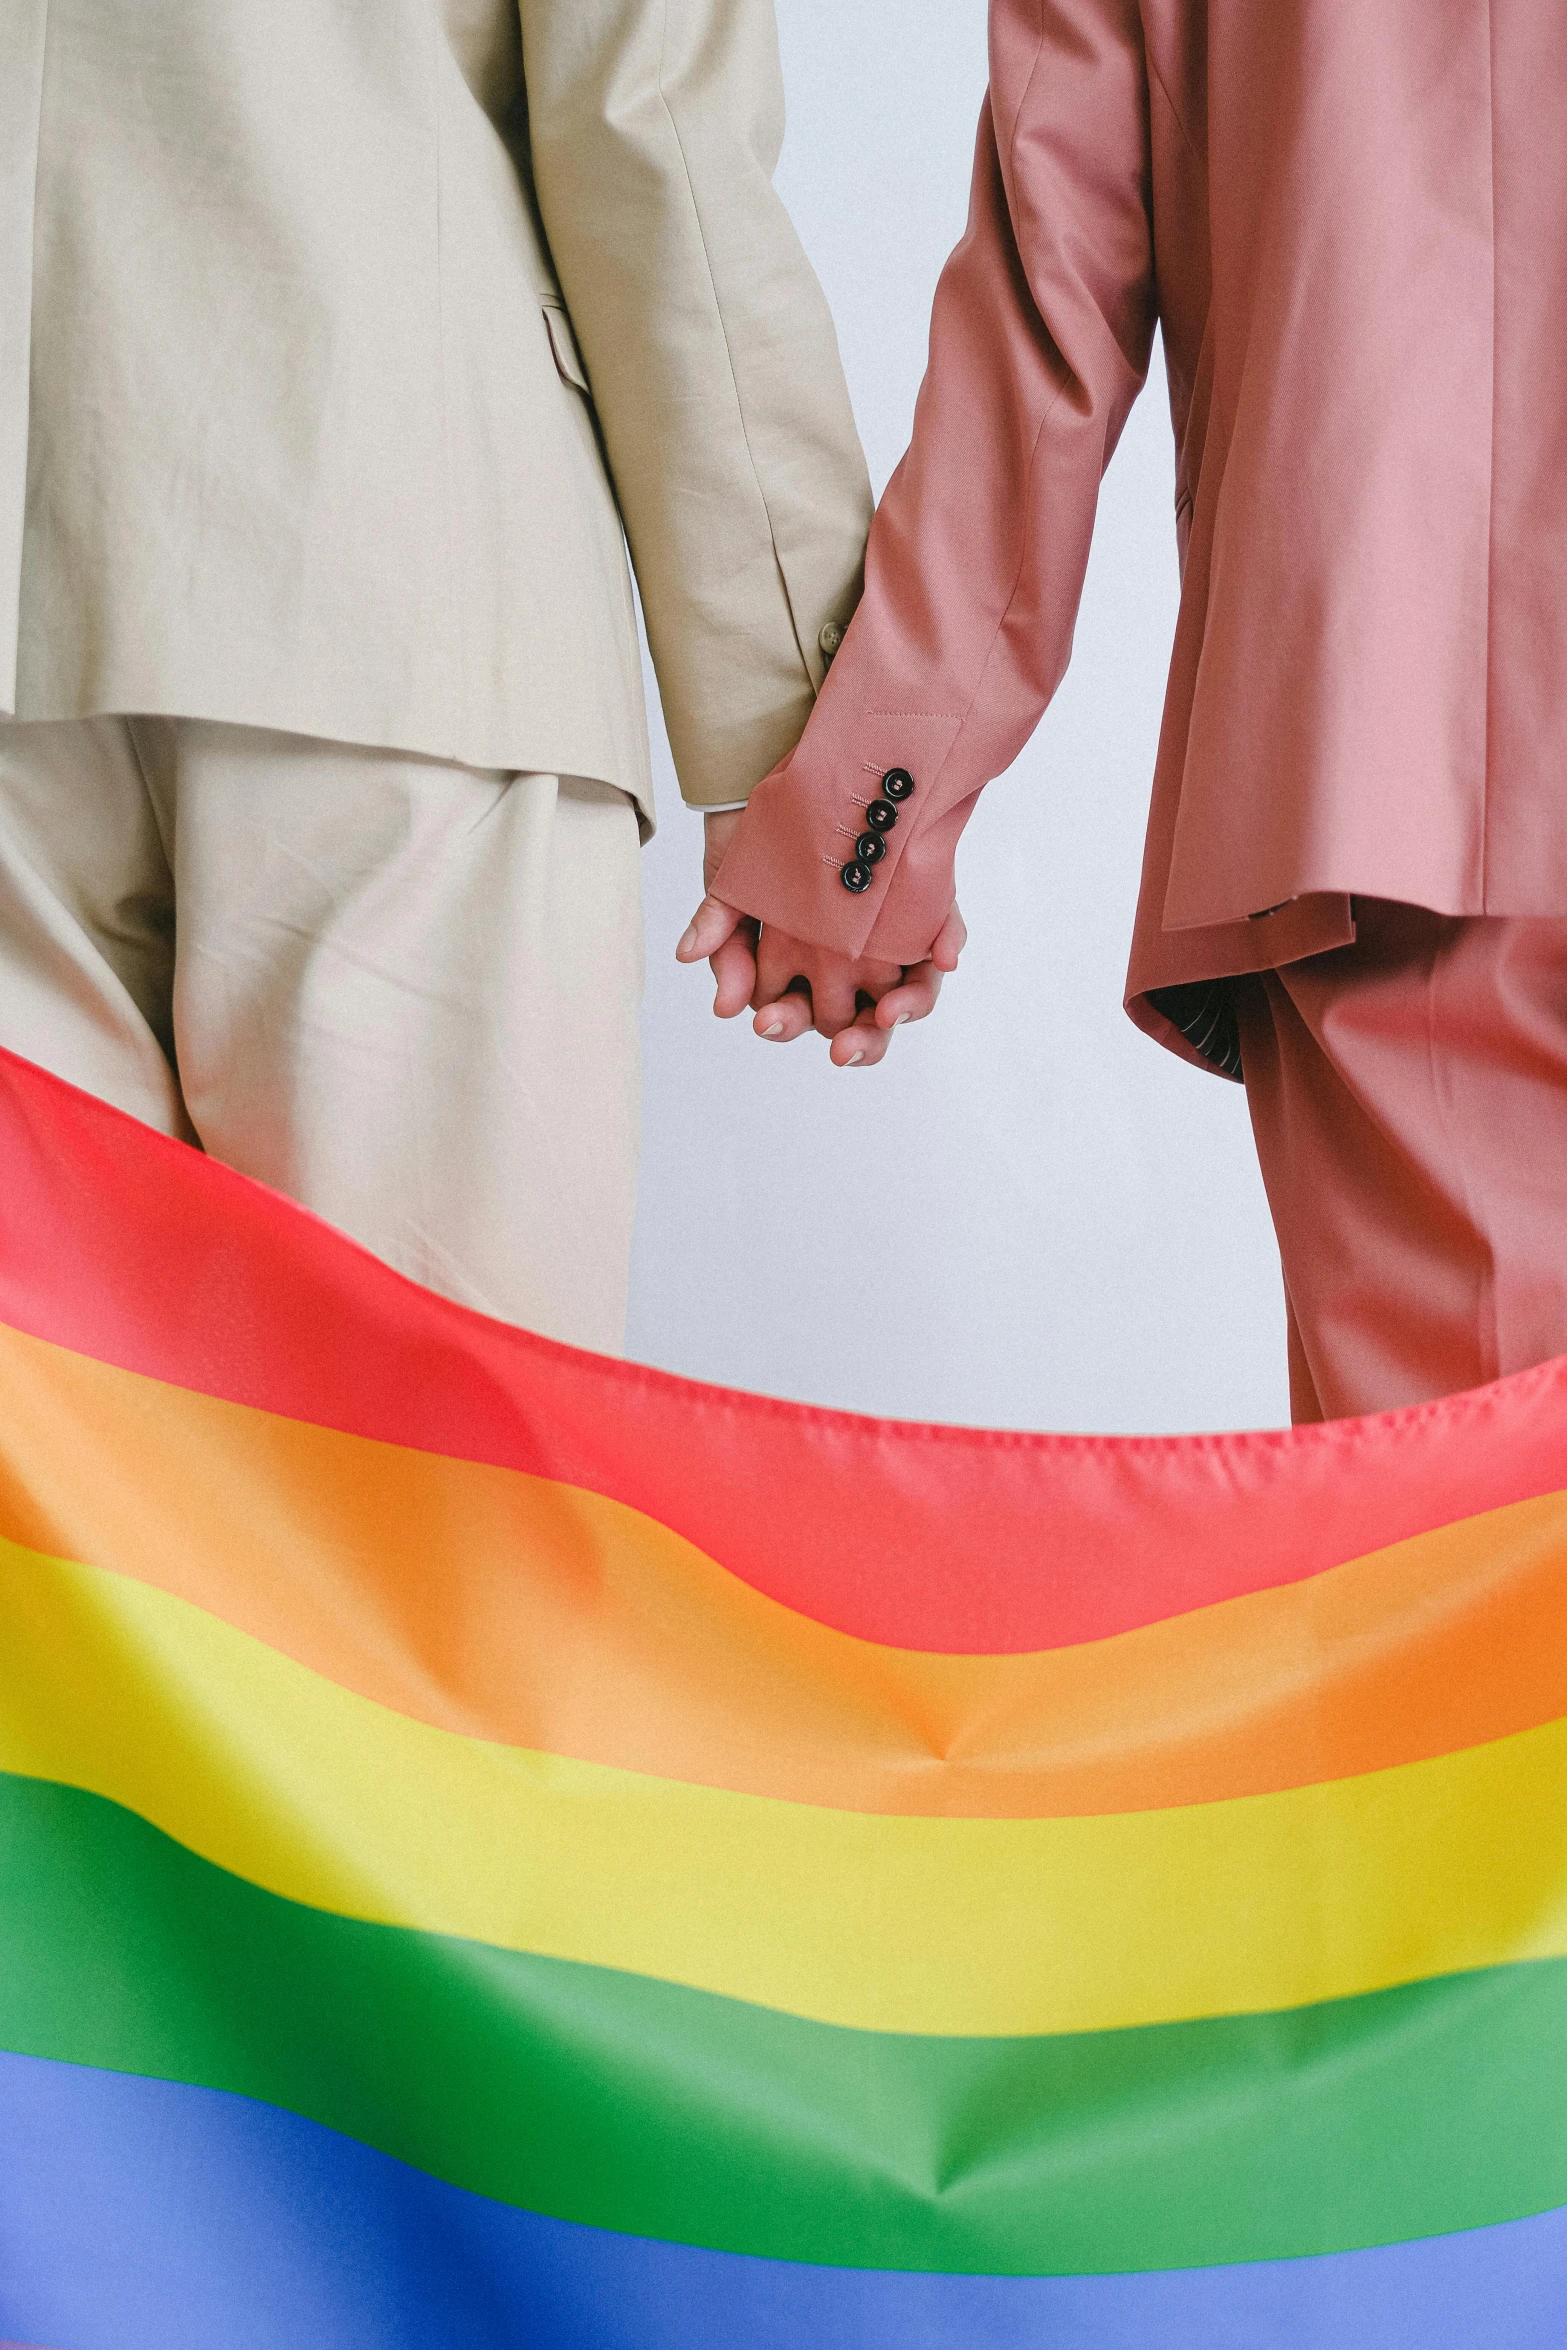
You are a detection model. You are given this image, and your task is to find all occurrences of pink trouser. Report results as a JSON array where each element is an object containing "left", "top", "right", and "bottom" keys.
[{"left": 1234, "top": 899, "right": 1567, "bottom": 1425}]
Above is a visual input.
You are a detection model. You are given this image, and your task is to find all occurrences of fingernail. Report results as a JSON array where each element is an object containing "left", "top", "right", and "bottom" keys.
[
  {"left": 762, "top": 1021, "right": 784, "bottom": 1039},
  {"left": 893, "top": 1013, "right": 911, "bottom": 1026},
  {"left": 847, "top": 1050, "right": 865, "bottom": 1066},
  {"left": 677, "top": 926, "right": 697, "bottom": 957}
]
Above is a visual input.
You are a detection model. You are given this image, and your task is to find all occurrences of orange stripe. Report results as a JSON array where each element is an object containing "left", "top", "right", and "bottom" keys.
[{"left": 2, "top": 1319, "right": 1566, "bottom": 1817}]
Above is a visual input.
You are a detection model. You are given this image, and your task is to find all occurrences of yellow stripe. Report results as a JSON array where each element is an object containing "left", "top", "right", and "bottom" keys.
[
  {"left": 4, "top": 1533, "right": 1566, "bottom": 2037},
  {"left": 8, "top": 1313, "right": 1567, "bottom": 1819}
]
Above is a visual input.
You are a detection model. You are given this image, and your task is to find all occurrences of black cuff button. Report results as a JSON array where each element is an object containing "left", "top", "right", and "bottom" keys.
[
  {"left": 864, "top": 798, "right": 898, "bottom": 833},
  {"left": 840, "top": 859, "right": 874, "bottom": 893},
  {"left": 854, "top": 831, "right": 885, "bottom": 864},
  {"left": 881, "top": 767, "right": 916, "bottom": 801}
]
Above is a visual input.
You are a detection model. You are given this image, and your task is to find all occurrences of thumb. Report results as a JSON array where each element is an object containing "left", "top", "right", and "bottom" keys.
[
  {"left": 677, "top": 893, "right": 744, "bottom": 962},
  {"left": 931, "top": 902, "right": 968, "bottom": 973}
]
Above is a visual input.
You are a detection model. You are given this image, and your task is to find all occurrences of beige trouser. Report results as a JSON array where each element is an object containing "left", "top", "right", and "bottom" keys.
[{"left": 0, "top": 717, "right": 644, "bottom": 1353}]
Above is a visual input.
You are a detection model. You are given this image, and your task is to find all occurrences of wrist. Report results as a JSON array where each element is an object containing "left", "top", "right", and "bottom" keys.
[{"left": 701, "top": 806, "right": 745, "bottom": 893}]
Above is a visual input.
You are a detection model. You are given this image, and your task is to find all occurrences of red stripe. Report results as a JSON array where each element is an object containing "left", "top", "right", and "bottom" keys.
[{"left": 3, "top": 1046, "right": 1566, "bottom": 1655}]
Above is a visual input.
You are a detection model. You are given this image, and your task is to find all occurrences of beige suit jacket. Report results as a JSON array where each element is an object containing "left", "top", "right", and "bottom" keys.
[{"left": 0, "top": 0, "right": 871, "bottom": 821}]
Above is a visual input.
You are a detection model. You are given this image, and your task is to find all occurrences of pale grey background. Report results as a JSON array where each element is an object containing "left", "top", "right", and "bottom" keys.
[{"left": 626, "top": 0, "right": 1290, "bottom": 1434}]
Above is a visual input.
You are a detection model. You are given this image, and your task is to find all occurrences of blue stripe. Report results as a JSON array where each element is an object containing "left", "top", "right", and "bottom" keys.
[{"left": 1, "top": 2053, "right": 1564, "bottom": 2349}]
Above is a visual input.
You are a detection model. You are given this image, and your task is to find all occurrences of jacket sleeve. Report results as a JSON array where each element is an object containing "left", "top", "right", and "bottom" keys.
[
  {"left": 711, "top": 0, "right": 1157, "bottom": 955},
  {"left": 516, "top": 0, "right": 873, "bottom": 809}
]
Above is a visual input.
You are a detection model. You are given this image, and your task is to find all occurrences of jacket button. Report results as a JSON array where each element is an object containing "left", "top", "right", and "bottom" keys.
[
  {"left": 818, "top": 620, "right": 845, "bottom": 662},
  {"left": 840, "top": 859, "right": 873, "bottom": 892},
  {"left": 882, "top": 767, "right": 915, "bottom": 801},
  {"left": 855, "top": 831, "right": 885, "bottom": 864},
  {"left": 863, "top": 798, "right": 898, "bottom": 832}
]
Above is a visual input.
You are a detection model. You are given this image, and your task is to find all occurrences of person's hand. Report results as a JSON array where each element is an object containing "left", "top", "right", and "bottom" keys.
[
  {"left": 739, "top": 901, "right": 965, "bottom": 1066},
  {"left": 676, "top": 811, "right": 759, "bottom": 1018},
  {"left": 677, "top": 811, "right": 966, "bottom": 1066}
]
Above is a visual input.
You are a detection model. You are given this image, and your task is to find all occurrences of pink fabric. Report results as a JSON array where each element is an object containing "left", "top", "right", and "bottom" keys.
[
  {"left": 1235, "top": 901, "right": 1567, "bottom": 1425},
  {"left": 714, "top": 0, "right": 1567, "bottom": 1067}
]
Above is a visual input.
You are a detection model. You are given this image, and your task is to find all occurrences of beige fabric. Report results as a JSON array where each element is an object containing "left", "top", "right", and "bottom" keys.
[
  {"left": 0, "top": 716, "right": 644, "bottom": 1354},
  {"left": 0, "top": 0, "right": 871, "bottom": 814}
]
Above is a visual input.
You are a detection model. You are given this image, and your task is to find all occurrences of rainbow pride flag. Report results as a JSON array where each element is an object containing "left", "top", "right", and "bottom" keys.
[{"left": 1, "top": 1044, "right": 1567, "bottom": 2347}]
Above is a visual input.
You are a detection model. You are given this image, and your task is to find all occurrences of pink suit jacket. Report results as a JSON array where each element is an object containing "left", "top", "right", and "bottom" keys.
[{"left": 713, "top": 0, "right": 1567, "bottom": 1065}]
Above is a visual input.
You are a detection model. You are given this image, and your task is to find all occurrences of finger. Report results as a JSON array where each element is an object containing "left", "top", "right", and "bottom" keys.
[
  {"left": 874, "top": 961, "right": 944, "bottom": 1027},
  {"left": 754, "top": 929, "right": 811, "bottom": 1007},
  {"left": 847, "top": 957, "right": 905, "bottom": 1001},
  {"left": 677, "top": 893, "right": 744, "bottom": 963},
  {"left": 931, "top": 904, "right": 968, "bottom": 972},
  {"left": 752, "top": 993, "right": 815, "bottom": 1043},
  {"left": 809, "top": 969, "right": 861, "bottom": 1038},
  {"left": 709, "top": 929, "right": 758, "bottom": 1019},
  {"left": 830, "top": 1004, "right": 892, "bottom": 1068}
]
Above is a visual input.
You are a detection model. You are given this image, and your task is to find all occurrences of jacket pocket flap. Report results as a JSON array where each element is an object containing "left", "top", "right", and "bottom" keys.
[{"left": 542, "top": 300, "right": 590, "bottom": 394}]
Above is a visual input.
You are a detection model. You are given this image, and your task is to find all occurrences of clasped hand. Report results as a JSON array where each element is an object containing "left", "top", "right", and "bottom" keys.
[{"left": 675, "top": 810, "right": 965, "bottom": 1069}]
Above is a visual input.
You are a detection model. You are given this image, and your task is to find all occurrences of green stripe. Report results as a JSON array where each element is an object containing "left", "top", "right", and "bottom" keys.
[{"left": 2, "top": 1769, "right": 1566, "bottom": 2274}]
